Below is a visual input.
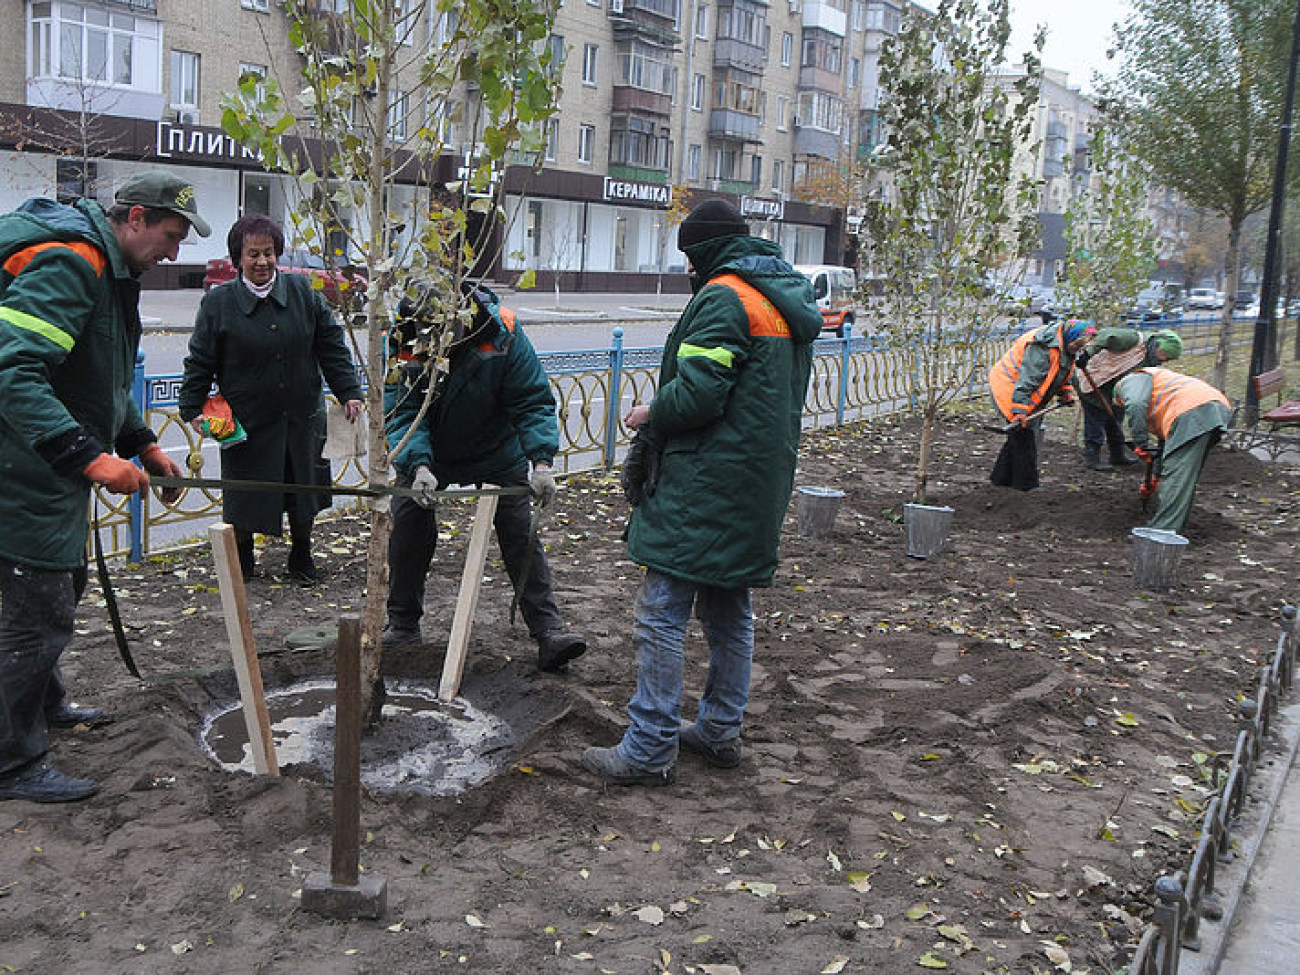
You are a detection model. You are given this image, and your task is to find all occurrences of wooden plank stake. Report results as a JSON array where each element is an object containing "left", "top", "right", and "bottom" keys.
[
  {"left": 439, "top": 490, "right": 500, "bottom": 701},
  {"left": 208, "top": 523, "right": 278, "bottom": 776},
  {"left": 331, "top": 615, "right": 362, "bottom": 887}
]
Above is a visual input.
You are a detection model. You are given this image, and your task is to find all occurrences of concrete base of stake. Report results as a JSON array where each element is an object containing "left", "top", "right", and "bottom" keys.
[{"left": 301, "top": 872, "right": 388, "bottom": 920}]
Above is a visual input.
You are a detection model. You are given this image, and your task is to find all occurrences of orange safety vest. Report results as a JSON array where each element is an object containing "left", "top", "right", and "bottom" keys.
[
  {"left": 708, "top": 273, "right": 792, "bottom": 338},
  {"left": 987, "top": 322, "right": 1073, "bottom": 422},
  {"left": 476, "top": 305, "right": 515, "bottom": 351},
  {"left": 1127, "top": 367, "right": 1229, "bottom": 441}
]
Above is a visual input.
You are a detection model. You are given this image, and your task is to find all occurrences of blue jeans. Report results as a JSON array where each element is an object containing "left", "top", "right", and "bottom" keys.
[{"left": 618, "top": 569, "right": 754, "bottom": 771}]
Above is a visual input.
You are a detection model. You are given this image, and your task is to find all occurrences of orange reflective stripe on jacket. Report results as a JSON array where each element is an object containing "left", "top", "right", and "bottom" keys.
[
  {"left": 988, "top": 322, "right": 1071, "bottom": 420},
  {"left": 1139, "top": 367, "right": 1230, "bottom": 441},
  {"left": 3, "top": 240, "right": 107, "bottom": 279},
  {"left": 476, "top": 306, "right": 515, "bottom": 352},
  {"left": 709, "top": 273, "right": 791, "bottom": 338}
]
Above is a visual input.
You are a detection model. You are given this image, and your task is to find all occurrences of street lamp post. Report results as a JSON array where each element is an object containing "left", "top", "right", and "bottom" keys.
[{"left": 1248, "top": 0, "right": 1300, "bottom": 422}]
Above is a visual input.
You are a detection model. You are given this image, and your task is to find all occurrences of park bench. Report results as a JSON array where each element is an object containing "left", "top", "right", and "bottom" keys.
[{"left": 1229, "top": 366, "right": 1300, "bottom": 460}]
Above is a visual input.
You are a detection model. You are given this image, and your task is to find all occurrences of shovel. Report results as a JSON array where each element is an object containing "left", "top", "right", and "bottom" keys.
[{"left": 985, "top": 400, "right": 1072, "bottom": 434}]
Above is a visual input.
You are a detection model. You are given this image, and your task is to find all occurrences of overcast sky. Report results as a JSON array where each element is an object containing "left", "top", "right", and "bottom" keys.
[{"left": 1006, "top": 0, "right": 1133, "bottom": 92}]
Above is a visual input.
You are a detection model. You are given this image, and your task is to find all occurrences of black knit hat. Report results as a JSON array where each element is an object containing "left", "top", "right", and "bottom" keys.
[{"left": 678, "top": 199, "right": 748, "bottom": 252}]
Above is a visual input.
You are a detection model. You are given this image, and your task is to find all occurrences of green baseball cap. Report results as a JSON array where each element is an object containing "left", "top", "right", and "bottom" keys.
[{"left": 114, "top": 170, "right": 211, "bottom": 237}]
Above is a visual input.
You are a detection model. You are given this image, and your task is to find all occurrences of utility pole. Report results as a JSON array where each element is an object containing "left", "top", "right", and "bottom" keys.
[{"left": 1248, "top": 0, "right": 1300, "bottom": 422}]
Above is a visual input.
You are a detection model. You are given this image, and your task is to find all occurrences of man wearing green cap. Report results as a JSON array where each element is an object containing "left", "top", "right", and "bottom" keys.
[
  {"left": 1075, "top": 327, "right": 1183, "bottom": 471},
  {"left": 0, "top": 170, "right": 209, "bottom": 802}
]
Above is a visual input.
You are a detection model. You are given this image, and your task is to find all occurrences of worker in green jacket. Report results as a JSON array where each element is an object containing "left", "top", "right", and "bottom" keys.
[
  {"left": 1075, "top": 327, "right": 1183, "bottom": 471},
  {"left": 383, "top": 282, "right": 586, "bottom": 671},
  {"left": 0, "top": 171, "right": 208, "bottom": 803},
  {"left": 582, "top": 199, "right": 822, "bottom": 786}
]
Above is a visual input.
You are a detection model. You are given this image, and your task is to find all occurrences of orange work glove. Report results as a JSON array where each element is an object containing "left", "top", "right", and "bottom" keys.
[
  {"left": 83, "top": 454, "right": 150, "bottom": 495},
  {"left": 139, "top": 443, "right": 183, "bottom": 504},
  {"left": 1133, "top": 446, "right": 1155, "bottom": 465}
]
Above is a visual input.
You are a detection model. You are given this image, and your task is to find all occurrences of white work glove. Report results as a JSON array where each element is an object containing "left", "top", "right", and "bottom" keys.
[
  {"left": 529, "top": 465, "right": 557, "bottom": 506},
  {"left": 412, "top": 465, "right": 439, "bottom": 509}
]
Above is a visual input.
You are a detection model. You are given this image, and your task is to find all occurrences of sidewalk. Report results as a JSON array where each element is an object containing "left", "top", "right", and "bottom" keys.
[
  {"left": 138, "top": 288, "right": 688, "bottom": 331},
  {"left": 1180, "top": 701, "right": 1300, "bottom": 974}
]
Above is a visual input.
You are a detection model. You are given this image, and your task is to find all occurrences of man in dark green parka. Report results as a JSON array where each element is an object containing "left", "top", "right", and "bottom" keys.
[
  {"left": 582, "top": 199, "right": 821, "bottom": 786},
  {"left": 0, "top": 172, "right": 207, "bottom": 802},
  {"left": 383, "top": 284, "right": 586, "bottom": 671}
]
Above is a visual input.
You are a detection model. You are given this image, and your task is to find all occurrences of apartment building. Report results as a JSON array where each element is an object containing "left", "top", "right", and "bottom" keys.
[{"left": 0, "top": 0, "right": 931, "bottom": 290}]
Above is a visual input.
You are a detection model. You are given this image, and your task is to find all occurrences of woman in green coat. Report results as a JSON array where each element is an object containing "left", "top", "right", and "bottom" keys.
[{"left": 179, "top": 215, "right": 362, "bottom": 582}]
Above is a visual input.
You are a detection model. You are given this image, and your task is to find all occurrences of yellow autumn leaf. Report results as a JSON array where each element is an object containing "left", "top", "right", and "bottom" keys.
[
  {"left": 918, "top": 951, "right": 949, "bottom": 968},
  {"left": 1115, "top": 712, "right": 1140, "bottom": 727}
]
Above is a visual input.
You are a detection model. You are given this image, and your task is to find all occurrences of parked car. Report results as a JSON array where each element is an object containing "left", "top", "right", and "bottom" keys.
[
  {"left": 1186, "top": 287, "right": 1221, "bottom": 310},
  {"left": 202, "top": 249, "right": 367, "bottom": 314},
  {"left": 795, "top": 264, "right": 858, "bottom": 337},
  {"left": 1125, "top": 282, "right": 1184, "bottom": 325}
]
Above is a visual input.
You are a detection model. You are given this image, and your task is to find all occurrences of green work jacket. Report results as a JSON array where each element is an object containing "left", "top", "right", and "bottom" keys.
[
  {"left": 0, "top": 198, "right": 154, "bottom": 569},
  {"left": 626, "top": 234, "right": 822, "bottom": 589},
  {"left": 385, "top": 289, "right": 559, "bottom": 486}
]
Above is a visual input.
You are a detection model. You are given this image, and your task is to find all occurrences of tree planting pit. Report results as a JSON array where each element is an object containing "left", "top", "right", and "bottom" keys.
[{"left": 199, "top": 667, "right": 570, "bottom": 796}]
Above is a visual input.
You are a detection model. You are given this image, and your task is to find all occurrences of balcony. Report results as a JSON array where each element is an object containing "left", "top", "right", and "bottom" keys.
[
  {"left": 713, "top": 37, "right": 765, "bottom": 73},
  {"left": 612, "top": 86, "right": 674, "bottom": 117},
  {"left": 799, "top": 65, "right": 841, "bottom": 93},
  {"left": 708, "top": 108, "right": 761, "bottom": 143},
  {"left": 793, "top": 124, "right": 840, "bottom": 159},
  {"left": 801, "top": 0, "right": 847, "bottom": 36},
  {"left": 609, "top": 164, "right": 669, "bottom": 183},
  {"left": 707, "top": 177, "right": 757, "bottom": 196}
]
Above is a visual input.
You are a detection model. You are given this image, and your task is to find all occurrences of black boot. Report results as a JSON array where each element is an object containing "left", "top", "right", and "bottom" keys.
[
  {"left": 234, "top": 530, "right": 257, "bottom": 581},
  {"left": 287, "top": 518, "right": 323, "bottom": 585},
  {"left": 1109, "top": 443, "right": 1138, "bottom": 466},
  {"left": 1084, "top": 444, "right": 1112, "bottom": 472},
  {"left": 537, "top": 631, "right": 587, "bottom": 672}
]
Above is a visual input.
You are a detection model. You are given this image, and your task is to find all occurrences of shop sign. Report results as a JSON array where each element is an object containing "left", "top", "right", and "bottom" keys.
[
  {"left": 740, "top": 196, "right": 784, "bottom": 220},
  {"left": 602, "top": 178, "right": 670, "bottom": 206},
  {"left": 155, "top": 121, "right": 262, "bottom": 164}
]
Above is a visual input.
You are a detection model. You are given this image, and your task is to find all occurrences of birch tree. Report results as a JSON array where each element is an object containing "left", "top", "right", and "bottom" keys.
[
  {"left": 221, "top": 0, "right": 561, "bottom": 723},
  {"left": 859, "top": 0, "right": 1043, "bottom": 503}
]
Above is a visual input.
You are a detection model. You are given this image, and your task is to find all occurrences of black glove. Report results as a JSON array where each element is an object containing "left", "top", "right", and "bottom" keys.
[{"left": 621, "top": 427, "right": 664, "bottom": 507}]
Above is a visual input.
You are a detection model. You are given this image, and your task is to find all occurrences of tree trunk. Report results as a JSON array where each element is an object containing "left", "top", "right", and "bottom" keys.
[
  {"left": 1211, "top": 219, "right": 1243, "bottom": 391},
  {"left": 913, "top": 399, "right": 937, "bottom": 504}
]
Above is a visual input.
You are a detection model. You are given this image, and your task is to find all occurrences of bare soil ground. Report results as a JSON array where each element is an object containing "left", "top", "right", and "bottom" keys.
[{"left": 2, "top": 413, "right": 1298, "bottom": 975}]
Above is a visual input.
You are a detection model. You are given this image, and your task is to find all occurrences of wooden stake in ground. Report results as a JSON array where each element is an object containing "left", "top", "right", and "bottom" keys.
[
  {"left": 301, "top": 614, "right": 387, "bottom": 920},
  {"left": 208, "top": 523, "right": 278, "bottom": 777},
  {"left": 439, "top": 490, "right": 501, "bottom": 701}
]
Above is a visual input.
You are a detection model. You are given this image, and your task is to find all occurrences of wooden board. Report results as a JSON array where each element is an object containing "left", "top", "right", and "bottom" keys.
[
  {"left": 439, "top": 491, "right": 500, "bottom": 702},
  {"left": 209, "top": 523, "right": 279, "bottom": 776}
]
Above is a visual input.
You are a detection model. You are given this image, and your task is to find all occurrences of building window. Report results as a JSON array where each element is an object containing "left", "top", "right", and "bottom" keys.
[
  {"left": 238, "top": 61, "right": 267, "bottom": 82},
  {"left": 750, "top": 155, "right": 761, "bottom": 187},
  {"left": 578, "top": 123, "right": 595, "bottom": 164},
  {"left": 547, "top": 34, "right": 565, "bottom": 80},
  {"left": 772, "top": 158, "right": 784, "bottom": 192},
  {"left": 582, "top": 43, "right": 598, "bottom": 86},
  {"left": 687, "top": 143, "right": 701, "bottom": 181},
  {"left": 849, "top": 56, "right": 860, "bottom": 88},
  {"left": 617, "top": 41, "right": 676, "bottom": 95},
  {"left": 776, "top": 95, "right": 788, "bottom": 130},
  {"left": 29, "top": 1, "right": 162, "bottom": 88},
  {"left": 691, "top": 73, "right": 705, "bottom": 111},
  {"left": 713, "top": 67, "right": 760, "bottom": 115},
  {"left": 241, "top": 0, "right": 269, "bottom": 10},
  {"left": 56, "top": 157, "right": 97, "bottom": 204},
  {"left": 388, "top": 90, "right": 408, "bottom": 140},
  {"left": 544, "top": 118, "right": 558, "bottom": 161},
  {"left": 781, "top": 31, "right": 792, "bottom": 66},
  {"left": 851, "top": 0, "right": 864, "bottom": 30},
  {"left": 610, "top": 115, "right": 671, "bottom": 170},
  {"left": 169, "top": 50, "right": 199, "bottom": 109},
  {"left": 718, "top": 2, "right": 765, "bottom": 46},
  {"left": 695, "top": 3, "right": 708, "bottom": 38}
]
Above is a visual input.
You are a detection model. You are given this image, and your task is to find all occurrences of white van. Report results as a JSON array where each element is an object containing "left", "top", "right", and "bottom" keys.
[{"left": 794, "top": 264, "right": 858, "bottom": 337}]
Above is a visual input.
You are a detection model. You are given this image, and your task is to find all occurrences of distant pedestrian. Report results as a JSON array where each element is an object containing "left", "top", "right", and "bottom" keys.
[
  {"left": 1113, "top": 367, "right": 1230, "bottom": 533},
  {"left": 988, "top": 317, "right": 1095, "bottom": 491},
  {"left": 1075, "top": 327, "right": 1183, "bottom": 471},
  {"left": 179, "top": 215, "right": 363, "bottom": 583},
  {"left": 581, "top": 199, "right": 821, "bottom": 787}
]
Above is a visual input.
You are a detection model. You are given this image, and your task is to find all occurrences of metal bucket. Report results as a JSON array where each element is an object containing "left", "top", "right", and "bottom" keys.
[
  {"left": 796, "top": 486, "right": 845, "bottom": 540},
  {"left": 904, "top": 503, "right": 954, "bottom": 559},
  {"left": 1131, "top": 527, "right": 1189, "bottom": 590}
]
